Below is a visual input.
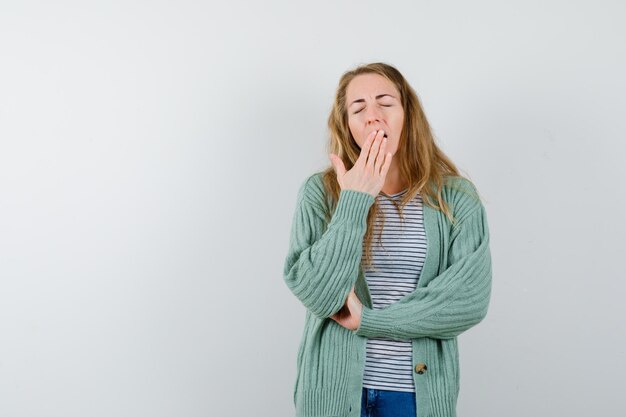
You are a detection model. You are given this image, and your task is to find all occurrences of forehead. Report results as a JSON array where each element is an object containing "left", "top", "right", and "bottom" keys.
[{"left": 346, "top": 73, "right": 399, "bottom": 99}]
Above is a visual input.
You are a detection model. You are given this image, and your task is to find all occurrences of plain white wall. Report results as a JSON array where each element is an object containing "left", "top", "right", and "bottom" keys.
[{"left": 1, "top": 0, "right": 625, "bottom": 416}]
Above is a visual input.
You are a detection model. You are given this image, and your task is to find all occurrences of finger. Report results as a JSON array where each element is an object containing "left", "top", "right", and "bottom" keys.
[
  {"left": 366, "top": 130, "right": 385, "bottom": 169},
  {"left": 374, "top": 135, "right": 388, "bottom": 174},
  {"left": 355, "top": 130, "right": 378, "bottom": 167},
  {"left": 329, "top": 153, "right": 346, "bottom": 178}
]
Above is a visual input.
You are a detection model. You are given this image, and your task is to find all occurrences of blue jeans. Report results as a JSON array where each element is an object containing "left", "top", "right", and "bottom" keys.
[{"left": 360, "top": 387, "right": 416, "bottom": 417}]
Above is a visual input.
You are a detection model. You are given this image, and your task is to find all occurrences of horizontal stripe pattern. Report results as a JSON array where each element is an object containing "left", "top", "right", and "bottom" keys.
[{"left": 362, "top": 189, "right": 427, "bottom": 393}]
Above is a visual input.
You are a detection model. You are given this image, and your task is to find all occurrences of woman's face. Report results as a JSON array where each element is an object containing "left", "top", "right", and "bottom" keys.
[{"left": 345, "top": 73, "right": 404, "bottom": 157}]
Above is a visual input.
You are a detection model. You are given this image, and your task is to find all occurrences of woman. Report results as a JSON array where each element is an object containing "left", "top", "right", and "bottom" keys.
[{"left": 283, "top": 62, "right": 492, "bottom": 417}]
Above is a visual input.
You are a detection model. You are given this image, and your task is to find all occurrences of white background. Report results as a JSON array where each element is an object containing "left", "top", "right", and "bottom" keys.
[{"left": 1, "top": 1, "right": 625, "bottom": 416}]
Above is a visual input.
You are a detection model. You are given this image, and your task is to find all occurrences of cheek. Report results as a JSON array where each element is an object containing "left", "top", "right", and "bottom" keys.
[
  {"left": 348, "top": 120, "right": 361, "bottom": 143},
  {"left": 354, "top": 135, "right": 365, "bottom": 149},
  {"left": 393, "top": 114, "right": 404, "bottom": 132},
  {"left": 348, "top": 117, "right": 358, "bottom": 132}
]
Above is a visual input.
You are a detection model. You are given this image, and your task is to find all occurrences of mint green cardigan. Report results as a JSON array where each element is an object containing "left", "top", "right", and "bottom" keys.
[{"left": 283, "top": 171, "right": 492, "bottom": 417}]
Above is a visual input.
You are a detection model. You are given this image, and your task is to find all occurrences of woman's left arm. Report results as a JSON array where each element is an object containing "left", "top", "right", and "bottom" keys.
[{"left": 353, "top": 202, "right": 492, "bottom": 340}]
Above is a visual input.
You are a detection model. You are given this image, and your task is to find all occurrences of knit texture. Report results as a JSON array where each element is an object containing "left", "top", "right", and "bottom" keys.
[{"left": 283, "top": 172, "right": 492, "bottom": 417}]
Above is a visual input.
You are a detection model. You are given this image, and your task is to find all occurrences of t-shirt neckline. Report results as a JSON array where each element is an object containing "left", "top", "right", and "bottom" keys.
[{"left": 382, "top": 189, "right": 408, "bottom": 198}]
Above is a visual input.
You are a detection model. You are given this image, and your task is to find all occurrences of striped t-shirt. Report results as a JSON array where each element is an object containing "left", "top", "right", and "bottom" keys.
[{"left": 361, "top": 188, "right": 427, "bottom": 393}]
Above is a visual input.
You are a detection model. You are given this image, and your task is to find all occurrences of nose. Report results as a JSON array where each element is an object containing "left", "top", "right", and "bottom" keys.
[{"left": 365, "top": 106, "right": 383, "bottom": 125}]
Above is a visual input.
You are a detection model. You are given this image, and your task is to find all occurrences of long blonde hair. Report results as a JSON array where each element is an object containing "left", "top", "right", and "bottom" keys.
[{"left": 320, "top": 62, "right": 477, "bottom": 271}]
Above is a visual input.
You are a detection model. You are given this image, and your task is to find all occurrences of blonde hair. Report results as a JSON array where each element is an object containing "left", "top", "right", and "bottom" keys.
[{"left": 320, "top": 62, "right": 478, "bottom": 271}]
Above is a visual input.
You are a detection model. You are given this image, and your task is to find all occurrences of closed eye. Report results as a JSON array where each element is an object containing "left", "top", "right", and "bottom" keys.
[{"left": 354, "top": 104, "right": 392, "bottom": 114}]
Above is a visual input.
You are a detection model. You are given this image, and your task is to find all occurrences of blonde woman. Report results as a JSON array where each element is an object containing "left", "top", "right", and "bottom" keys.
[{"left": 283, "top": 62, "right": 492, "bottom": 417}]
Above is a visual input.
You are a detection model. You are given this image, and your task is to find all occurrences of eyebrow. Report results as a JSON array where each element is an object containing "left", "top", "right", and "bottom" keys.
[{"left": 349, "top": 94, "right": 396, "bottom": 107}]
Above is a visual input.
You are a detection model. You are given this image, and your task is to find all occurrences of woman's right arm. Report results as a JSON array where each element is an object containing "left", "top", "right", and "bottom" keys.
[{"left": 282, "top": 175, "right": 375, "bottom": 320}]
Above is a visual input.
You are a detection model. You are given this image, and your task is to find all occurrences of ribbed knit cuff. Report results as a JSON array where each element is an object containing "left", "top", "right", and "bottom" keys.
[
  {"left": 354, "top": 305, "right": 381, "bottom": 338},
  {"left": 331, "top": 189, "right": 375, "bottom": 228}
]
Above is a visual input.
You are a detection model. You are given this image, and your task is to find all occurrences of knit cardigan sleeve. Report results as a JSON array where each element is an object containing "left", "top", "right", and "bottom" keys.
[
  {"left": 283, "top": 176, "right": 375, "bottom": 320},
  {"left": 354, "top": 199, "right": 492, "bottom": 340}
]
